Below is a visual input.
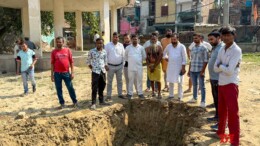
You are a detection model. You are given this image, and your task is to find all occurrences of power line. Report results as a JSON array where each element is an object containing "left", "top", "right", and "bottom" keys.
[{"left": 138, "top": 1, "right": 215, "bottom": 21}]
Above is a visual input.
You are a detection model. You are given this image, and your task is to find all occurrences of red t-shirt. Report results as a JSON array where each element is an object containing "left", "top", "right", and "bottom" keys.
[{"left": 51, "top": 48, "right": 73, "bottom": 73}]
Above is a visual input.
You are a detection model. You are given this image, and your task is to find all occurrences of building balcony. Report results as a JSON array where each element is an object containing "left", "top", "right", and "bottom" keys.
[
  {"left": 176, "top": 0, "right": 193, "bottom": 4},
  {"left": 178, "top": 11, "right": 198, "bottom": 23}
]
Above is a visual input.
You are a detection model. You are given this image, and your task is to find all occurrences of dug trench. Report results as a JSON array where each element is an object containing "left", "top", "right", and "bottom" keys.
[{"left": 0, "top": 100, "right": 206, "bottom": 146}]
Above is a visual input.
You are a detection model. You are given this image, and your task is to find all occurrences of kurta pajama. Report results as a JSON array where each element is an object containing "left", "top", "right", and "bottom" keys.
[
  {"left": 125, "top": 44, "right": 146, "bottom": 96},
  {"left": 163, "top": 43, "right": 187, "bottom": 98}
]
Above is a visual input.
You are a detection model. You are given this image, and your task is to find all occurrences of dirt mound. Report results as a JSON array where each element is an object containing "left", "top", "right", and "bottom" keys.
[{"left": 0, "top": 100, "right": 205, "bottom": 146}]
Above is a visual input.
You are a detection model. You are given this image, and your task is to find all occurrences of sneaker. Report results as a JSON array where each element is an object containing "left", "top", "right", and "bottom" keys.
[
  {"left": 167, "top": 96, "right": 174, "bottom": 101},
  {"left": 210, "top": 123, "right": 218, "bottom": 131},
  {"left": 99, "top": 102, "right": 110, "bottom": 106},
  {"left": 187, "top": 98, "right": 197, "bottom": 103},
  {"left": 207, "top": 116, "right": 218, "bottom": 122},
  {"left": 32, "top": 86, "right": 36, "bottom": 93},
  {"left": 21, "top": 92, "right": 29, "bottom": 97},
  {"left": 127, "top": 94, "right": 133, "bottom": 100},
  {"left": 59, "top": 104, "right": 65, "bottom": 109},
  {"left": 105, "top": 96, "right": 112, "bottom": 102},
  {"left": 73, "top": 103, "right": 78, "bottom": 108},
  {"left": 138, "top": 94, "right": 145, "bottom": 99},
  {"left": 207, "top": 103, "right": 215, "bottom": 108},
  {"left": 151, "top": 92, "right": 156, "bottom": 97},
  {"left": 118, "top": 95, "right": 126, "bottom": 99},
  {"left": 90, "top": 104, "right": 96, "bottom": 110},
  {"left": 200, "top": 102, "right": 206, "bottom": 108}
]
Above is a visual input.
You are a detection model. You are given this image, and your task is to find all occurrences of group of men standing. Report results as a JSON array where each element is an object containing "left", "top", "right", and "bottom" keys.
[
  {"left": 86, "top": 27, "right": 241, "bottom": 146},
  {"left": 87, "top": 31, "right": 189, "bottom": 107},
  {"left": 15, "top": 26, "right": 241, "bottom": 146}
]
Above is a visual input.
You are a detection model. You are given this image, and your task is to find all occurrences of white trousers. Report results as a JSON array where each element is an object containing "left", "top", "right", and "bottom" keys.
[
  {"left": 128, "top": 69, "right": 143, "bottom": 96},
  {"left": 169, "top": 75, "right": 183, "bottom": 98}
]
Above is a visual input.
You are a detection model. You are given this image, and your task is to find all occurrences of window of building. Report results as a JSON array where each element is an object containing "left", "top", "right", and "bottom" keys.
[
  {"left": 161, "top": 6, "right": 168, "bottom": 17},
  {"left": 147, "top": 19, "right": 155, "bottom": 26},
  {"left": 149, "top": 0, "right": 155, "bottom": 16}
]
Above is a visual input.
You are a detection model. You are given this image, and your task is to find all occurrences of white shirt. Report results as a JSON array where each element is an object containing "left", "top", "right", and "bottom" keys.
[
  {"left": 105, "top": 42, "right": 125, "bottom": 65},
  {"left": 189, "top": 41, "right": 212, "bottom": 52},
  {"left": 13, "top": 44, "right": 20, "bottom": 58},
  {"left": 93, "top": 34, "right": 100, "bottom": 42},
  {"left": 214, "top": 42, "right": 242, "bottom": 85},
  {"left": 125, "top": 44, "right": 146, "bottom": 71},
  {"left": 143, "top": 40, "right": 162, "bottom": 49},
  {"left": 163, "top": 43, "right": 187, "bottom": 83}
]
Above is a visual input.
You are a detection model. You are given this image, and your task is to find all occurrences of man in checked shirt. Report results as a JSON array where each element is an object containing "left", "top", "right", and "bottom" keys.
[{"left": 187, "top": 33, "right": 208, "bottom": 108}]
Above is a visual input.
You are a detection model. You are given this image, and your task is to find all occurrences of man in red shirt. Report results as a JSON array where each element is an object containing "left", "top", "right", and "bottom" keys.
[{"left": 51, "top": 37, "right": 77, "bottom": 109}]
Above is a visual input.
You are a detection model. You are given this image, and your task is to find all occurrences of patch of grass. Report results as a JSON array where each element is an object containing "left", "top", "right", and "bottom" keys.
[{"left": 243, "top": 53, "right": 260, "bottom": 64}]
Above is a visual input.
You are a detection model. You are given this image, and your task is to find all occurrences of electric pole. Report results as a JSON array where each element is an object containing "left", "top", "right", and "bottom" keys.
[
  {"left": 175, "top": 0, "right": 178, "bottom": 32},
  {"left": 223, "top": 0, "right": 229, "bottom": 26}
]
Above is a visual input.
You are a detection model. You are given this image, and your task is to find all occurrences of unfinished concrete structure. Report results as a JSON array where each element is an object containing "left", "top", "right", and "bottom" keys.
[{"left": 0, "top": 0, "right": 128, "bottom": 72}]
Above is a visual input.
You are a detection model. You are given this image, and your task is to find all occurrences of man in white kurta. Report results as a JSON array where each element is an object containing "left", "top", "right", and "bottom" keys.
[
  {"left": 163, "top": 34, "right": 187, "bottom": 100},
  {"left": 125, "top": 35, "right": 146, "bottom": 99}
]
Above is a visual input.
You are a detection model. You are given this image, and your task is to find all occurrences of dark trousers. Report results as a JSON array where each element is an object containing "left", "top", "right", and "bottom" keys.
[
  {"left": 210, "top": 80, "right": 219, "bottom": 118},
  {"left": 92, "top": 71, "right": 106, "bottom": 104},
  {"left": 15, "top": 59, "right": 21, "bottom": 73},
  {"left": 54, "top": 72, "right": 77, "bottom": 105}
]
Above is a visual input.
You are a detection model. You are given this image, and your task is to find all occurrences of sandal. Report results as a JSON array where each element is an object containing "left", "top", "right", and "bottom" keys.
[
  {"left": 145, "top": 88, "right": 150, "bottom": 92},
  {"left": 183, "top": 89, "right": 191, "bottom": 93},
  {"left": 162, "top": 87, "right": 169, "bottom": 92}
]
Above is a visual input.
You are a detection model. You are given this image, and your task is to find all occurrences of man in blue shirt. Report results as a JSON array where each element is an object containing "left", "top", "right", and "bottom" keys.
[
  {"left": 207, "top": 32, "right": 224, "bottom": 123},
  {"left": 16, "top": 39, "right": 37, "bottom": 96}
]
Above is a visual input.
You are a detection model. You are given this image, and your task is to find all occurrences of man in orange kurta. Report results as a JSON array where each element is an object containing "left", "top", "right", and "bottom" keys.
[{"left": 161, "top": 29, "right": 173, "bottom": 92}]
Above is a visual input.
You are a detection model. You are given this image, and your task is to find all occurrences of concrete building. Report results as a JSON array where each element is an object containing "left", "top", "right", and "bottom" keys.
[
  {"left": 0, "top": 0, "right": 128, "bottom": 56},
  {"left": 0, "top": 0, "right": 128, "bottom": 72},
  {"left": 139, "top": 0, "right": 156, "bottom": 34},
  {"left": 153, "top": 0, "right": 214, "bottom": 33}
]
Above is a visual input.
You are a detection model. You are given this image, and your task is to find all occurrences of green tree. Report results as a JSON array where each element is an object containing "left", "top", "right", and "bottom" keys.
[
  {"left": 0, "top": 7, "right": 22, "bottom": 54},
  {"left": 65, "top": 12, "right": 76, "bottom": 30},
  {"left": 41, "top": 11, "right": 54, "bottom": 36},
  {"left": 83, "top": 12, "right": 100, "bottom": 37},
  {"left": 0, "top": 7, "right": 22, "bottom": 34}
]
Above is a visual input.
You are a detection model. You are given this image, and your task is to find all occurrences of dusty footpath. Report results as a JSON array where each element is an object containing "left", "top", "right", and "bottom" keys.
[{"left": 0, "top": 61, "right": 259, "bottom": 146}]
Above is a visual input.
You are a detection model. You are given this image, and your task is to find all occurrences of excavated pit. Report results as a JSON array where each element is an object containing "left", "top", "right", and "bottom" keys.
[{"left": 0, "top": 100, "right": 205, "bottom": 146}]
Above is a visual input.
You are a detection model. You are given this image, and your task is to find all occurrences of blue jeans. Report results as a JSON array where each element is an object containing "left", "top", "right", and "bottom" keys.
[
  {"left": 54, "top": 72, "right": 77, "bottom": 105},
  {"left": 190, "top": 72, "right": 206, "bottom": 103},
  {"left": 21, "top": 68, "right": 36, "bottom": 93}
]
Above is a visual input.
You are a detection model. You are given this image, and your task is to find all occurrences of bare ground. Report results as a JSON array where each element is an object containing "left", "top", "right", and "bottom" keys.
[{"left": 0, "top": 62, "right": 259, "bottom": 146}]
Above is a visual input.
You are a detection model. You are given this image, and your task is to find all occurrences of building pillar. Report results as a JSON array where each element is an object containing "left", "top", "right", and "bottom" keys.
[
  {"left": 100, "top": 0, "right": 110, "bottom": 44},
  {"left": 53, "top": 0, "right": 64, "bottom": 38},
  {"left": 76, "top": 11, "right": 83, "bottom": 51},
  {"left": 22, "top": 0, "right": 42, "bottom": 57},
  {"left": 21, "top": 7, "right": 29, "bottom": 38},
  {"left": 111, "top": 6, "right": 118, "bottom": 36}
]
